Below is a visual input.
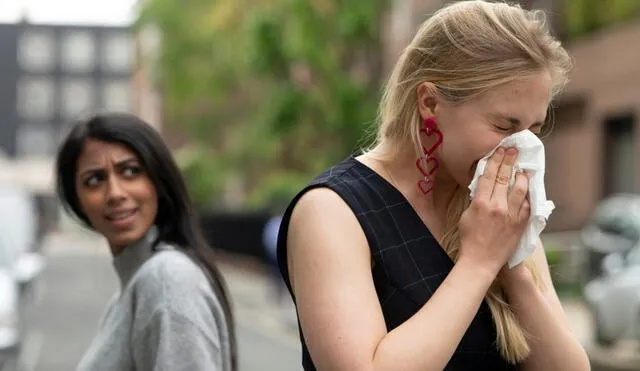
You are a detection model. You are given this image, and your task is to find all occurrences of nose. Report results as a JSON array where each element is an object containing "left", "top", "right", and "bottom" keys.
[{"left": 105, "top": 176, "right": 127, "bottom": 205}]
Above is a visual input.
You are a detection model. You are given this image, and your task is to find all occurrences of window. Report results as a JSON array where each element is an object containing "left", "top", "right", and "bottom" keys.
[
  {"left": 16, "top": 77, "right": 55, "bottom": 120},
  {"left": 17, "top": 30, "right": 55, "bottom": 72},
  {"left": 61, "top": 31, "right": 96, "bottom": 73},
  {"left": 102, "top": 33, "right": 133, "bottom": 73},
  {"left": 102, "top": 80, "right": 132, "bottom": 111},
  {"left": 16, "top": 124, "right": 55, "bottom": 157},
  {"left": 61, "top": 79, "right": 95, "bottom": 119}
]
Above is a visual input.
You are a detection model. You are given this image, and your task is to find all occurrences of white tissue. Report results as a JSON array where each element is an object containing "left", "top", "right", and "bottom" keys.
[{"left": 468, "top": 130, "right": 555, "bottom": 268}]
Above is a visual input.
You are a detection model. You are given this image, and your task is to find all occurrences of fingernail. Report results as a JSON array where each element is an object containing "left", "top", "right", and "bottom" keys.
[
  {"left": 507, "top": 147, "right": 518, "bottom": 155},
  {"left": 496, "top": 147, "right": 505, "bottom": 155}
]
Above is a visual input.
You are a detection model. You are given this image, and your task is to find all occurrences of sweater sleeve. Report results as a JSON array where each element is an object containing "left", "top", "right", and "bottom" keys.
[{"left": 131, "top": 305, "right": 224, "bottom": 371}]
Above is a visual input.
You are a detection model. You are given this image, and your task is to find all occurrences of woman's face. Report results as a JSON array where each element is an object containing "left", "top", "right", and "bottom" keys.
[
  {"left": 75, "top": 139, "right": 158, "bottom": 253},
  {"left": 426, "top": 71, "right": 552, "bottom": 187}
]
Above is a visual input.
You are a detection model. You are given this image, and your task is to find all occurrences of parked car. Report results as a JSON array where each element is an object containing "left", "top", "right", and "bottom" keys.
[
  {"left": 0, "top": 184, "right": 46, "bottom": 368},
  {"left": 0, "top": 268, "right": 19, "bottom": 368},
  {"left": 583, "top": 245, "right": 640, "bottom": 346},
  {"left": 579, "top": 193, "right": 640, "bottom": 282}
]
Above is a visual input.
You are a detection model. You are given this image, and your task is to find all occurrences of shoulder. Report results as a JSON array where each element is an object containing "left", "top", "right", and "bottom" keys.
[
  {"left": 130, "top": 247, "right": 223, "bottom": 315},
  {"left": 284, "top": 157, "right": 372, "bottom": 233},
  {"left": 309, "top": 156, "right": 362, "bottom": 185},
  {"left": 286, "top": 186, "right": 370, "bottom": 288},
  {"left": 127, "top": 247, "right": 230, "bottom": 343},
  {"left": 138, "top": 248, "right": 208, "bottom": 289},
  {"left": 288, "top": 156, "right": 376, "bottom": 254},
  {"left": 290, "top": 187, "right": 359, "bottom": 236}
]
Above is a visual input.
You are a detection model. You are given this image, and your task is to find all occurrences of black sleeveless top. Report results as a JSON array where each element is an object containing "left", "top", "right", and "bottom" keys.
[{"left": 277, "top": 156, "right": 517, "bottom": 370}]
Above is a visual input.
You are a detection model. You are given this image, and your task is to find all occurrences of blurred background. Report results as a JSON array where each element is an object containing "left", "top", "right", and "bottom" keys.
[{"left": 0, "top": 0, "right": 639, "bottom": 370}]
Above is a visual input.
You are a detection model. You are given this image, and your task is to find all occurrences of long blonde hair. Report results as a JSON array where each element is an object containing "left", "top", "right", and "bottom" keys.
[{"left": 370, "top": 0, "right": 572, "bottom": 363}]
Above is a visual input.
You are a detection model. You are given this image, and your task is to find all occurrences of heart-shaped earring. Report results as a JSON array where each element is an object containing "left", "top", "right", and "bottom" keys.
[
  {"left": 415, "top": 117, "right": 443, "bottom": 195},
  {"left": 420, "top": 117, "right": 443, "bottom": 157},
  {"left": 416, "top": 156, "right": 439, "bottom": 178},
  {"left": 418, "top": 178, "right": 435, "bottom": 195},
  {"left": 423, "top": 117, "right": 437, "bottom": 134}
]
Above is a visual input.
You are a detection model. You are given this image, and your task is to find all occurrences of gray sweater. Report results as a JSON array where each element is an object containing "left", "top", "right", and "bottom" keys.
[{"left": 76, "top": 230, "right": 231, "bottom": 371}]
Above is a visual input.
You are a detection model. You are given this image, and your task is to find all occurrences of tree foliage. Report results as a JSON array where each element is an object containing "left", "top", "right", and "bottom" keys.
[
  {"left": 563, "top": 0, "right": 640, "bottom": 39},
  {"left": 136, "top": 0, "right": 389, "bottom": 209}
]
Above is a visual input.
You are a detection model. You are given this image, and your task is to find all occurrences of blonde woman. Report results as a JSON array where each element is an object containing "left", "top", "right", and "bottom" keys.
[{"left": 276, "top": 1, "right": 590, "bottom": 370}]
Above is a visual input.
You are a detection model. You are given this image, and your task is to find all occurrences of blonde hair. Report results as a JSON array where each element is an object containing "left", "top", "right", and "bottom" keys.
[{"left": 370, "top": 0, "right": 572, "bottom": 363}]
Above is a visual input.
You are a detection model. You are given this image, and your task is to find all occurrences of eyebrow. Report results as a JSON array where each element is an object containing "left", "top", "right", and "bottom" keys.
[{"left": 78, "top": 157, "right": 139, "bottom": 178}]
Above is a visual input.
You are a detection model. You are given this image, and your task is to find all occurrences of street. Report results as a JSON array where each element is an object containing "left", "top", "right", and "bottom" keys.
[
  {"left": 13, "top": 231, "right": 640, "bottom": 371},
  {"left": 15, "top": 231, "right": 302, "bottom": 371}
]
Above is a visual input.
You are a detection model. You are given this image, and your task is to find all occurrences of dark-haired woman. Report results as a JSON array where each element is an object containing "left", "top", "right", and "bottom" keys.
[{"left": 55, "top": 113, "right": 236, "bottom": 371}]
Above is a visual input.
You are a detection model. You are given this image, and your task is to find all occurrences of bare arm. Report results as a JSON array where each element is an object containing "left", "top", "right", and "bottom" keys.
[
  {"left": 502, "top": 239, "right": 590, "bottom": 371},
  {"left": 288, "top": 148, "right": 528, "bottom": 370},
  {"left": 287, "top": 188, "right": 497, "bottom": 371}
]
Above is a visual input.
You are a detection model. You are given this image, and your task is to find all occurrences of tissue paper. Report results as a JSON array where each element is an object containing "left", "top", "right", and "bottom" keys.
[{"left": 468, "top": 130, "right": 555, "bottom": 268}]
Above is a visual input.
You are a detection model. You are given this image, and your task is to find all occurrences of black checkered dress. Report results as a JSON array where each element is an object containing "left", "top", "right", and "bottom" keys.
[{"left": 277, "top": 156, "right": 517, "bottom": 370}]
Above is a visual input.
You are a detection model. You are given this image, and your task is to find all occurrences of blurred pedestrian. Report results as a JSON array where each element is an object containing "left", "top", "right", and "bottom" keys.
[
  {"left": 262, "top": 210, "right": 285, "bottom": 303},
  {"left": 55, "top": 113, "right": 236, "bottom": 371},
  {"left": 277, "top": 1, "right": 589, "bottom": 371}
]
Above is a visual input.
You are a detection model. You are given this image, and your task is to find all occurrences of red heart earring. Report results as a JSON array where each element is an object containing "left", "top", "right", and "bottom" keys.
[
  {"left": 420, "top": 117, "right": 443, "bottom": 157},
  {"left": 423, "top": 117, "right": 437, "bottom": 134},
  {"left": 415, "top": 117, "right": 443, "bottom": 195}
]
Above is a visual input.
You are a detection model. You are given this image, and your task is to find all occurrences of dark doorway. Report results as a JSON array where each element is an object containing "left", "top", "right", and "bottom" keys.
[{"left": 603, "top": 114, "right": 636, "bottom": 197}]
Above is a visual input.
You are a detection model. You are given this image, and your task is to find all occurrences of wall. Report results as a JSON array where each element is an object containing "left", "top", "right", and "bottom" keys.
[{"left": 546, "top": 19, "right": 640, "bottom": 230}]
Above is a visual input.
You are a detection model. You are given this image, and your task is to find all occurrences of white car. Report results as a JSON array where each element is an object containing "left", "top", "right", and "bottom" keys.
[
  {"left": 0, "top": 184, "right": 46, "bottom": 366},
  {"left": 0, "top": 269, "right": 19, "bottom": 343},
  {"left": 583, "top": 245, "right": 640, "bottom": 346}
]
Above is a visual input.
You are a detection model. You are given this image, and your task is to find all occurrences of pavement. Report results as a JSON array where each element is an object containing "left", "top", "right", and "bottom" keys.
[
  {"left": 11, "top": 229, "right": 640, "bottom": 371},
  {"left": 13, "top": 231, "right": 301, "bottom": 371}
]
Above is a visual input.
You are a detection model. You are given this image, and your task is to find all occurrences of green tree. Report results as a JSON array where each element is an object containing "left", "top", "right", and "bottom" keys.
[
  {"left": 136, "top": 0, "right": 389, "bottom": 210},
  {"left": 564, "top": 0, "right": 640, "bottom": 40},
  {"left": 244, "top": 0, "right": 389, "bottom": 206},
  {"left": 135, "top": 0, "right": 270, "bottom": 207}
]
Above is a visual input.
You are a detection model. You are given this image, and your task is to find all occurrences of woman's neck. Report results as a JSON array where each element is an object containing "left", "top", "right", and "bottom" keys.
[{"left": 363, "top": 143, "right": 459, "bottom": 218}]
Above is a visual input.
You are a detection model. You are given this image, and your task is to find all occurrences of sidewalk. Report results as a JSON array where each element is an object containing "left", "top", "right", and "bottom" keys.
[
  {"left": 44, "top": 230, "right": 301, "bottom": 343},
  {"left": 39, "top": 230, "right": 596, "bottom": 338},
  {"left": 218, "top": 251, "right": 640, "bottom": 370},
  {"left": 217, "top": 250, "right": 596, "bottom": 344},
  {"left": 43, "top": 230, "right": 640, "bottom": 370},
  {"left": 214, "top": 251, "right": 300, "bottom": 349},
  {"left": 38, "top": 231, "right": 302, "bottom": 371}
]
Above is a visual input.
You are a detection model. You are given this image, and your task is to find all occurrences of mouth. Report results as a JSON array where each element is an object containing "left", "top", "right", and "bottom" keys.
[{"left": 104, "top": 209, "right": 138, "bottom": 222}]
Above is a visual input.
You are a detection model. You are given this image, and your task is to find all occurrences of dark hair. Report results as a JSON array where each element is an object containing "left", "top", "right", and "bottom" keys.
[{"left": 55, "top": 113, "right": 237, "bottom": 369}]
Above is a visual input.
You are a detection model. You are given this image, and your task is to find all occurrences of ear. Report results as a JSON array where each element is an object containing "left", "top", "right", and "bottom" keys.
[{"left": 416, "top": 82, "right": 439, "bottom": 120}]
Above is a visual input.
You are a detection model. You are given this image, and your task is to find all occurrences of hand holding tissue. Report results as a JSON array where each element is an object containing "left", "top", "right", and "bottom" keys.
[{"left": 468, "top": 130, "right": 554, "bottom": 268}]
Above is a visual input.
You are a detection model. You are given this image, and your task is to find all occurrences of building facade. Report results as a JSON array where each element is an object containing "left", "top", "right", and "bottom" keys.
[
  {"left": 0, "top": 20, "right": 134, "bottom": 191},
  {"left": 545, "top": 19, "right": 640, "bottom": 231},
  {"left": 132, "top": 23, "right": 163, "bottom": 132}
]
